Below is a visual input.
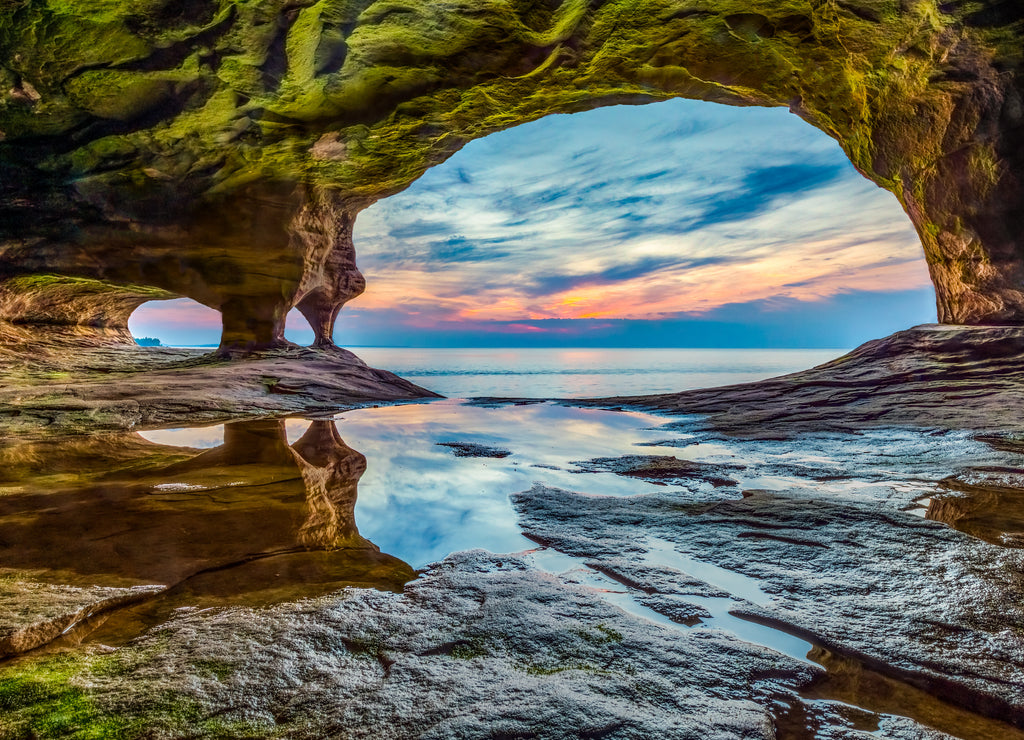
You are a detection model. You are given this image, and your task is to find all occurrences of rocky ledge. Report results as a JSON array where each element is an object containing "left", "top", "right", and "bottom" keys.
[
  {"left": 585, "top": 324, "right": 1024, "bottom": 437},
  {"left": 4, "top": 325, "right": 1024, "bottom": 739},
  {"left": 0, "top": 332, "right": 440, "bottom": 438}
]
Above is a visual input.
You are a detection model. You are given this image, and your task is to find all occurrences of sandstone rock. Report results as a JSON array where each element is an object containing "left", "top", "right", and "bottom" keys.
[
  {"left": 0, "top": 580, "right": 164, "bottom": 658},
  {"left": 0, "top": 552, "right": 801, "bottom": 739},
  {"left": 585, "top": 325, "right": 1024, "bottom": 437},
  {"left": 0, "top": 338, "right": 440, "bottom": 437},
  {"left": 514, "top": 476, "right": 1024, "bottom": 733}
]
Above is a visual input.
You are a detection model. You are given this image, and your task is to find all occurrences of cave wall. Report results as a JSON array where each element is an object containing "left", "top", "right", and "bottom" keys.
[{"left": 0, "top": 0, "right": 1021, "bottom": 351}]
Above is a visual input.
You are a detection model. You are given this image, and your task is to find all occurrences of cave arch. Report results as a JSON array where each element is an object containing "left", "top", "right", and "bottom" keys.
[
  {"left": 349, "top": 97, "right": 937, "bottom": 345},
  {"left": 0, "top": 1, "right": 1020, "bottom": 352},
  {"left": 285, "top": 307, "right": 319, "bottom": 346}
]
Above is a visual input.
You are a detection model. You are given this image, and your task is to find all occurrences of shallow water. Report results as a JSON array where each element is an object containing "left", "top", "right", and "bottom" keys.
[
  {"left": 5, "top": 397, "right": 1024, "bottom": 739},
  {"left": 142, "top": 400, "right": 688, "bottom": 567}
]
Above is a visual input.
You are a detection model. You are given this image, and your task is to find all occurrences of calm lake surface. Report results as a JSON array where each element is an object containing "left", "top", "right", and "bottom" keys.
[{"left": 351, "top": 347, "right": 847, "bottom": 398}]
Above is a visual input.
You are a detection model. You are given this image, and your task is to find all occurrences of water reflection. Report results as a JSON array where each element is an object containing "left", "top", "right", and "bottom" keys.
[
  {"left": 924, "top": 479, "right": 1024, "bottom": 548},
  {"left": 3, "top": 402, "right": 685, "bottom": 651},
  {"left": 0, "top": 419, "right": 415, "bottom": 618},
  {"left": 4, "top": 401, "right": 1023, "bottom": 738},
  {"left": 142, "top": 400, "right": 689, "bottom": 567}
]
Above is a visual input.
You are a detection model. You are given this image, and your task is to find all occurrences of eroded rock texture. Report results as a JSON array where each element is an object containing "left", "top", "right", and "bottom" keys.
[{"left": 1, "top": 0, "right": 1022, "bottom": 349}]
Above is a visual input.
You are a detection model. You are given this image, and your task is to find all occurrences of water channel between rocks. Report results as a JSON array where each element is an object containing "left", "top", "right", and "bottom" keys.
[{"left": 3, "top": 398, "right": 1024, "bottom": 739}]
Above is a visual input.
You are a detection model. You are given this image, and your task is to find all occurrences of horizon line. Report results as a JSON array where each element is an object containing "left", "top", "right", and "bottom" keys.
[{"left": 148, "top": 342, "right": 853, "bottom": 351}]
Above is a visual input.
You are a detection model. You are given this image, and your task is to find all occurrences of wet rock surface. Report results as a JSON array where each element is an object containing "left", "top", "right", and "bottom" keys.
[
  {"left": 1, "top": 552, "right": 806, "bottom": 739},
  {"left": 572, "top": 454, "right": 741, "bottom": 488},
  {"left": 0, "top": 581, "right": 164, "bottom": 658},
  {"left": 435, "top": 442, "right": 512, "bottom": 458},
  {"left": 0, "top": 338, "right": 439, "bottom": 438},
  {"left": 4, "top": 329, "right": 1024, "bottom": 738},
  {"left": 508, "top": 407, "right": 1024, "bottom": 738},
  {"left": 515, "top": 482, "right": 1024, "bottom": 725}
]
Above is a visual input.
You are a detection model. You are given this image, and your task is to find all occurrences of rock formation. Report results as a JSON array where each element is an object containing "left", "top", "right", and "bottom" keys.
[
  {"left": 0, "top": 0, "right": 1022, "bottom": 351},
  {"left": 586, "top": 324, "right": 1024, "bottom": 436}
]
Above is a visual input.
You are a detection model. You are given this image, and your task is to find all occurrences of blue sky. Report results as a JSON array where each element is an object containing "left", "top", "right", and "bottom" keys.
[{"left": 130, "top": 98, "right": 936, "bottom": 347}]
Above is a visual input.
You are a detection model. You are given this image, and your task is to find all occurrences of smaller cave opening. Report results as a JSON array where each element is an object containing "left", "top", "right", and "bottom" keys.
[
  {"left": 284, "top": 308, "right": 316, "bottom": 346},
  {"left": 129, "top": 300, "right": 321, "bottom": 349},
  {"left": 129, "top": 298, "right": 222, "bottom": 348}
]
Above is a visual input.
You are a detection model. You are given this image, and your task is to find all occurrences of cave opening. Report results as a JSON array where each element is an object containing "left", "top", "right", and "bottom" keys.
[
  {"left": 127, "top": 98, "right": 937, "bottom": 353},
  {"left": 129, "top": 299, "right": 320, "bottom": 348},
  {"left": 342, "top": 98, "right": 936, "bottom": 352}
]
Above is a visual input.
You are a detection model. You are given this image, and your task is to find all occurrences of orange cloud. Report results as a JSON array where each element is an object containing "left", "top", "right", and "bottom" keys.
[{"left": 354, "top": 236, "right": 930, "bottom": 323}]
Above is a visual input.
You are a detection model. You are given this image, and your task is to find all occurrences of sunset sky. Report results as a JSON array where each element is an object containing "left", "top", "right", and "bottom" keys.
[{"left": 130, "top": 98, "right": 937, "bottom": 348}]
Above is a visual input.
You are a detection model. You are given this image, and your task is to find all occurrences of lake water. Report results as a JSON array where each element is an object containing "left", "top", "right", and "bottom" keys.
[{"left": 352, "top": 347, "right": 847, "bottom": 398}]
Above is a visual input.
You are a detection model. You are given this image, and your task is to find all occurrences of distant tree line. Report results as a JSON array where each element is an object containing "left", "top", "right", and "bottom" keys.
[{"left": 135, "top": 337, "right": 162, "bottom": 346}]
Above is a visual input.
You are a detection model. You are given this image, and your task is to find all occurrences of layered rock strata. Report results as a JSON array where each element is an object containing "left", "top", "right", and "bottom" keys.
[
  {"left": 0, "top": 337, "right": 441, "bottom": 439},
  {"left": 586, "top": 324, "right": 1024, "bottom": 436}
]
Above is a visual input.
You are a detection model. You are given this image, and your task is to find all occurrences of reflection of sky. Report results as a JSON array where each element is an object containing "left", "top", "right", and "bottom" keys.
[
  {"left": 133, "top": 400, "right": 1010, "bottom": 571},
  {"left": 129, "top": 98, "right": 936, "bottom": 348},
  {"left": 331, "top": 401, "right": 683, "bottom": 566},
  {"left": 138, "top": 402, "right": 684, "bottom": 567},
  {"left": 139, "top": 426, "right": 225, "bottom": 448}
]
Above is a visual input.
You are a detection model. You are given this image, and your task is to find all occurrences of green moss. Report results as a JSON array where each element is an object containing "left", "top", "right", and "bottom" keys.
[
  {"left": 4, "top": 275, "right": 174, "bottom": 300},
  {"left": 0, "top": 0, "right": 980, "bottom": 201},
  {"left": 577, "top": 623, "right": 624, "bottom": 644},
  {"left": 0, "top": 0, "right": 1020, "bottom": 325},
  {"left": 65, "top": 71, "right": 172, "bottom": 122},
  {"left": 0, "top": 653, "right": 129, "bottom": 739},
  {"left": 33, "top": 371, "right": 71, "bottom": 380},
  {"left": 0, "top": 652, "right": 268, "bottom": 740},
  {"left": 448, "top": 638, "right": 489, "bottom": 660},
  {"left": 192, "top": 659, "right": 235, "bottom": 681},
  {"left": 519, "top": 659, "right": 611, "bottom": 676},
  {"left": 967, "top": 143, "right": 1002, "bottom": 193}
]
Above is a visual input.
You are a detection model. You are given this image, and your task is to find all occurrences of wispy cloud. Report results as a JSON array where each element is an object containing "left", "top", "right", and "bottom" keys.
[{"left": 351, "top": 98, "right": 931, "bottom": 335}]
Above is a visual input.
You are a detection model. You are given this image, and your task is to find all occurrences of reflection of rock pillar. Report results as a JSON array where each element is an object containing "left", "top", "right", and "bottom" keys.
[
  {"left": 290, "top": 420, "right": 371, "bottom": 550},
  {"left": 220, "top": 419, "right": 298, "bottom": 466},
  {"left": 161, "top": 418, "right": 299, "bottom": 471},
  {"left": 292, "top": 188, "right": 366, "bottom": 349}
]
